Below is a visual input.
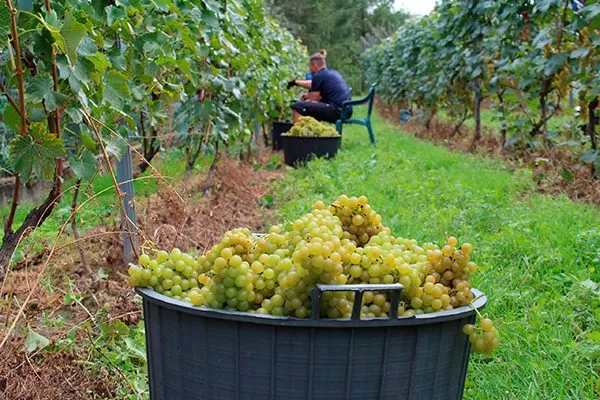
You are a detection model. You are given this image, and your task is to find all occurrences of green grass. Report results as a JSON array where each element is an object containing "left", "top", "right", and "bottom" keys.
[{"left": 273, "top": 111, "right": 600, "bottom": 399}]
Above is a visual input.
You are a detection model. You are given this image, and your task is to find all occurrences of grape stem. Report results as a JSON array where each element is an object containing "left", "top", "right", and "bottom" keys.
[{"left": 468, "top": 293, "right": 486, "bottom": 320}]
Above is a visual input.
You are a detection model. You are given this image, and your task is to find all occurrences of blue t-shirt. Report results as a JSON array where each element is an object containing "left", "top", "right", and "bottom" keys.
[{"left": 310, "top": 68, "right": 351, "bottom": 109}]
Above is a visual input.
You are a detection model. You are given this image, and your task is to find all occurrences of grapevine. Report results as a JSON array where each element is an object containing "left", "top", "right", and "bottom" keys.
[{"left": 363, "top": 0, "right": 599, "bottom": 171}]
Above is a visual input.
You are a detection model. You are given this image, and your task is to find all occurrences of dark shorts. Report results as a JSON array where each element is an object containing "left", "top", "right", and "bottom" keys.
[{"left": 292, "top": 101, "right": 341, "bottom": 123}]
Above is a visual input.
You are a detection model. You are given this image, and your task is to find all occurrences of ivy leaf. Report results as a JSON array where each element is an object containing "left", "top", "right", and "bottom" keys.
[
  {"left": 0, "top": 1, "right": 9, "bottom": 52},
  {"left": 61, "top": 13, "right": 87, "bottom": 64},
  {"left": 10, "top": 126, "right": 66, "bottom": 181},
  {"left": 70, "top": 151, "right": 97, "bottom": 179},
  {"left": 103, "top": 70, "right": 131, "bottom": 109},
  {"left": 25, "top": 327, "right": 50, "bottom": 353},
  {"left": 27, "top": 74, "right": 53, "bottom": 104}
]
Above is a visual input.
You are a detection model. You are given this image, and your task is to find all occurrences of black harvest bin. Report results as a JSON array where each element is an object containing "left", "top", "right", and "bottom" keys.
[
  {"left": 281, "top": 135, "right": 341, "bottom": 167},
  {"left": 272, "top": 122, "right": 293, "bottom": 150},
  {"left": 137, "top": 284, "right": 487, "bottom": 400}
]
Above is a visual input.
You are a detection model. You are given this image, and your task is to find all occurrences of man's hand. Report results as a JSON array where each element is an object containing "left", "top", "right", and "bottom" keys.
[{"left": 286, "top": 80, "right": 297, "bottom": 89}]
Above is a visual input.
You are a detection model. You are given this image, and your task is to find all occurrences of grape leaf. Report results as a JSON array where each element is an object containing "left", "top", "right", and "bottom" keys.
[
  {"left": 27, "top": 74, "right": 53, "bottom": 104},
  {"left": 570, "top": 48, "right": 590, "bottom": 59},
  {"left": 103, "top": 70, "right": 131, "bottom": 109},
  {"left": 543, "top": 54, "right": 567, "bottom": 76},
  {"left": 16, "top": 0, "right": 33, "bottom": 12},
  {"left": 0, "top": 2, "right": 9, "bottom": 52},
  {"left": 10, "top": 126, "right": 66, "bottom": 181},
  {"left": 80, "top": 132, "right": 97, "bottom": 152},
  {"left": 559, "top": 168, "right": 574, "bottom": 182},
  {"left": 152, "top": 0, "right": 173, "bottom": 12},
  {"left": 45, "top": 91, "right": 69, "bottom": 112},
  {"left": 69, "top": 151, "right": 97, "bottom": 179},
  {"left": 106, "top": 6, "right": 126, "bottom": 27},
  {"left": 581, "top": 149, "right": 598, "bottom": 164},
  {"left": 77, "top": 37, "right": 97, "bottom": 56},
  {"left": 104, "top": 136, "right": 127, "bottom": 159},
  {"left": 3, "top": 104, "right": 21, "bottom": 133},
  {"left": 61, "top": 13, "right": 87, "bottom": 64},
  {"left": 29, "top": 107, "right": 47, "bottom": 122},
  {"left": 26, "top": 74, "right": 69, "bottom": 111},
  {"left": 86, "top": 52, "right": 111, "bottom": 73}
]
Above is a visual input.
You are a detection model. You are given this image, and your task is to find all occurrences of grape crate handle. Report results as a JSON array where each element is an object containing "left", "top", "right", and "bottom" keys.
[{"left": 311, "top": 283, "right": 404, "bottom": 321}]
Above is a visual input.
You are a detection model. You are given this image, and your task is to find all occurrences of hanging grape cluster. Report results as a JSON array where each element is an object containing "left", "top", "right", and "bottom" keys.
[{"left": 129, "top": 195, "right": 498, "bottom": 354}]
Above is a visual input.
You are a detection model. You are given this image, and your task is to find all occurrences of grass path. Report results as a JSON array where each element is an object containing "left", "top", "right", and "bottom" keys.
[{"left": 273, "top": 111, "right": 600, "bottom": 399}]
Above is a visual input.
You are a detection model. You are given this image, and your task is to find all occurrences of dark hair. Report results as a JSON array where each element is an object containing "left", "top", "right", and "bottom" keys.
[{"left": 310, "top": 49, "right": 327, "bottom": 65}]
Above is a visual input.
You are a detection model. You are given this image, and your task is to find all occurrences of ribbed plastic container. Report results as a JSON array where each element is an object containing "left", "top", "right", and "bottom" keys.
[
  {"left": 137, "top": 284, "right": 486, "bottom": 400},
  {"left": 399, "top": 109, "right": 412, "bottom": 122},
  {"left": 272, "top": 122, "right": 293, "bottom": 150},
  {"left": 281, "top": 135, "right": 341, "bottom": 167}
]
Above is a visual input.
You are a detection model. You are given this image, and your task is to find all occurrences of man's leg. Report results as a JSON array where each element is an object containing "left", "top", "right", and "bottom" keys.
[
  {"left": 292, "top": 101, "right": 340, "bottom": 123},
  {"left": 293, "top": 109, "right": 302, "bottom": 124}
]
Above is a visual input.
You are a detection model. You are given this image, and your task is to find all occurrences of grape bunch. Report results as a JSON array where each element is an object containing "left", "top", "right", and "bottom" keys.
[
  {"left": 128, "top": 194, "right": 498, "bottom": 355},
  {"left": 328, "top": 195, "right": 386, "bottom": 246},
  {"left": 462, "top": 318, "right": 500, "bottom": 355},
  {"left": 284, "top": 116, "right": 340, "bottom": 137}
]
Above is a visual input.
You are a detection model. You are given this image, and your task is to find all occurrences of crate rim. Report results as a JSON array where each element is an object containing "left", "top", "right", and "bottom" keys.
[
  {"left": 136, "top": 287, "right": 487, "bottom": 328},
  {"left": 281, "top": 135, "right": 341, "bottom": 139}
]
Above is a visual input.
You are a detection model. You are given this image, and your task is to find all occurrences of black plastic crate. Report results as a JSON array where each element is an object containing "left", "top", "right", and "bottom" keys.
[
  {"left": 272, "top": 122, "right": 293, "bottom": 150},
  {"left": 137, "top": 284, "right": 487, "bottom": 400},
  {"left": 281, "top": 135, "right": 341, "bottom": 167}
]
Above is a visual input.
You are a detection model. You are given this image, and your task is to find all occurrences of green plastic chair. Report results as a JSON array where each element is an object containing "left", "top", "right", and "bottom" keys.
[{"left": 335, "top": 83, "right": 378, "bottom": 145}]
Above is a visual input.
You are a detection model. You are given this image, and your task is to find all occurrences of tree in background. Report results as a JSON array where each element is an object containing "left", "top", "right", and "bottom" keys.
[{"left": 267, "top": 0, "right": 410, "bottom": 91}]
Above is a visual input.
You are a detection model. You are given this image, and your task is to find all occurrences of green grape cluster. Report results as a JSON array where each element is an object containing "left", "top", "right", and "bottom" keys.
[
  {"left": 284, "top": 116, "right": 340, "bottom": 137},
  {"left": 128, "top": 247, "right": 202, "bottom": 303},
  {"left": 412, "top": 236, "right": 477, "bottom": 313},
  {"left": 128, "top": 194, "right": 498, "bottom": 355},
  {"left": 463, "top": 318, "right": 500, "bottom": 355},
  {"left": 328, "top": 194, "right": 385, "bottom": 246}
]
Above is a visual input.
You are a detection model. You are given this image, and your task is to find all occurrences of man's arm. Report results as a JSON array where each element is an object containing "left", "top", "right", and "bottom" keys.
[
  {"left": 300, "top": 91, "right": 321, "bottom": 101},
  {"left": 295, "top": 79, "right": 312, "bottom": 89}
]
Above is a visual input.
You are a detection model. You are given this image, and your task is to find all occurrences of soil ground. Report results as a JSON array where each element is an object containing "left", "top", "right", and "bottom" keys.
[{"left": 0, "top": 156, "right": 283, "bottom": 400}]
